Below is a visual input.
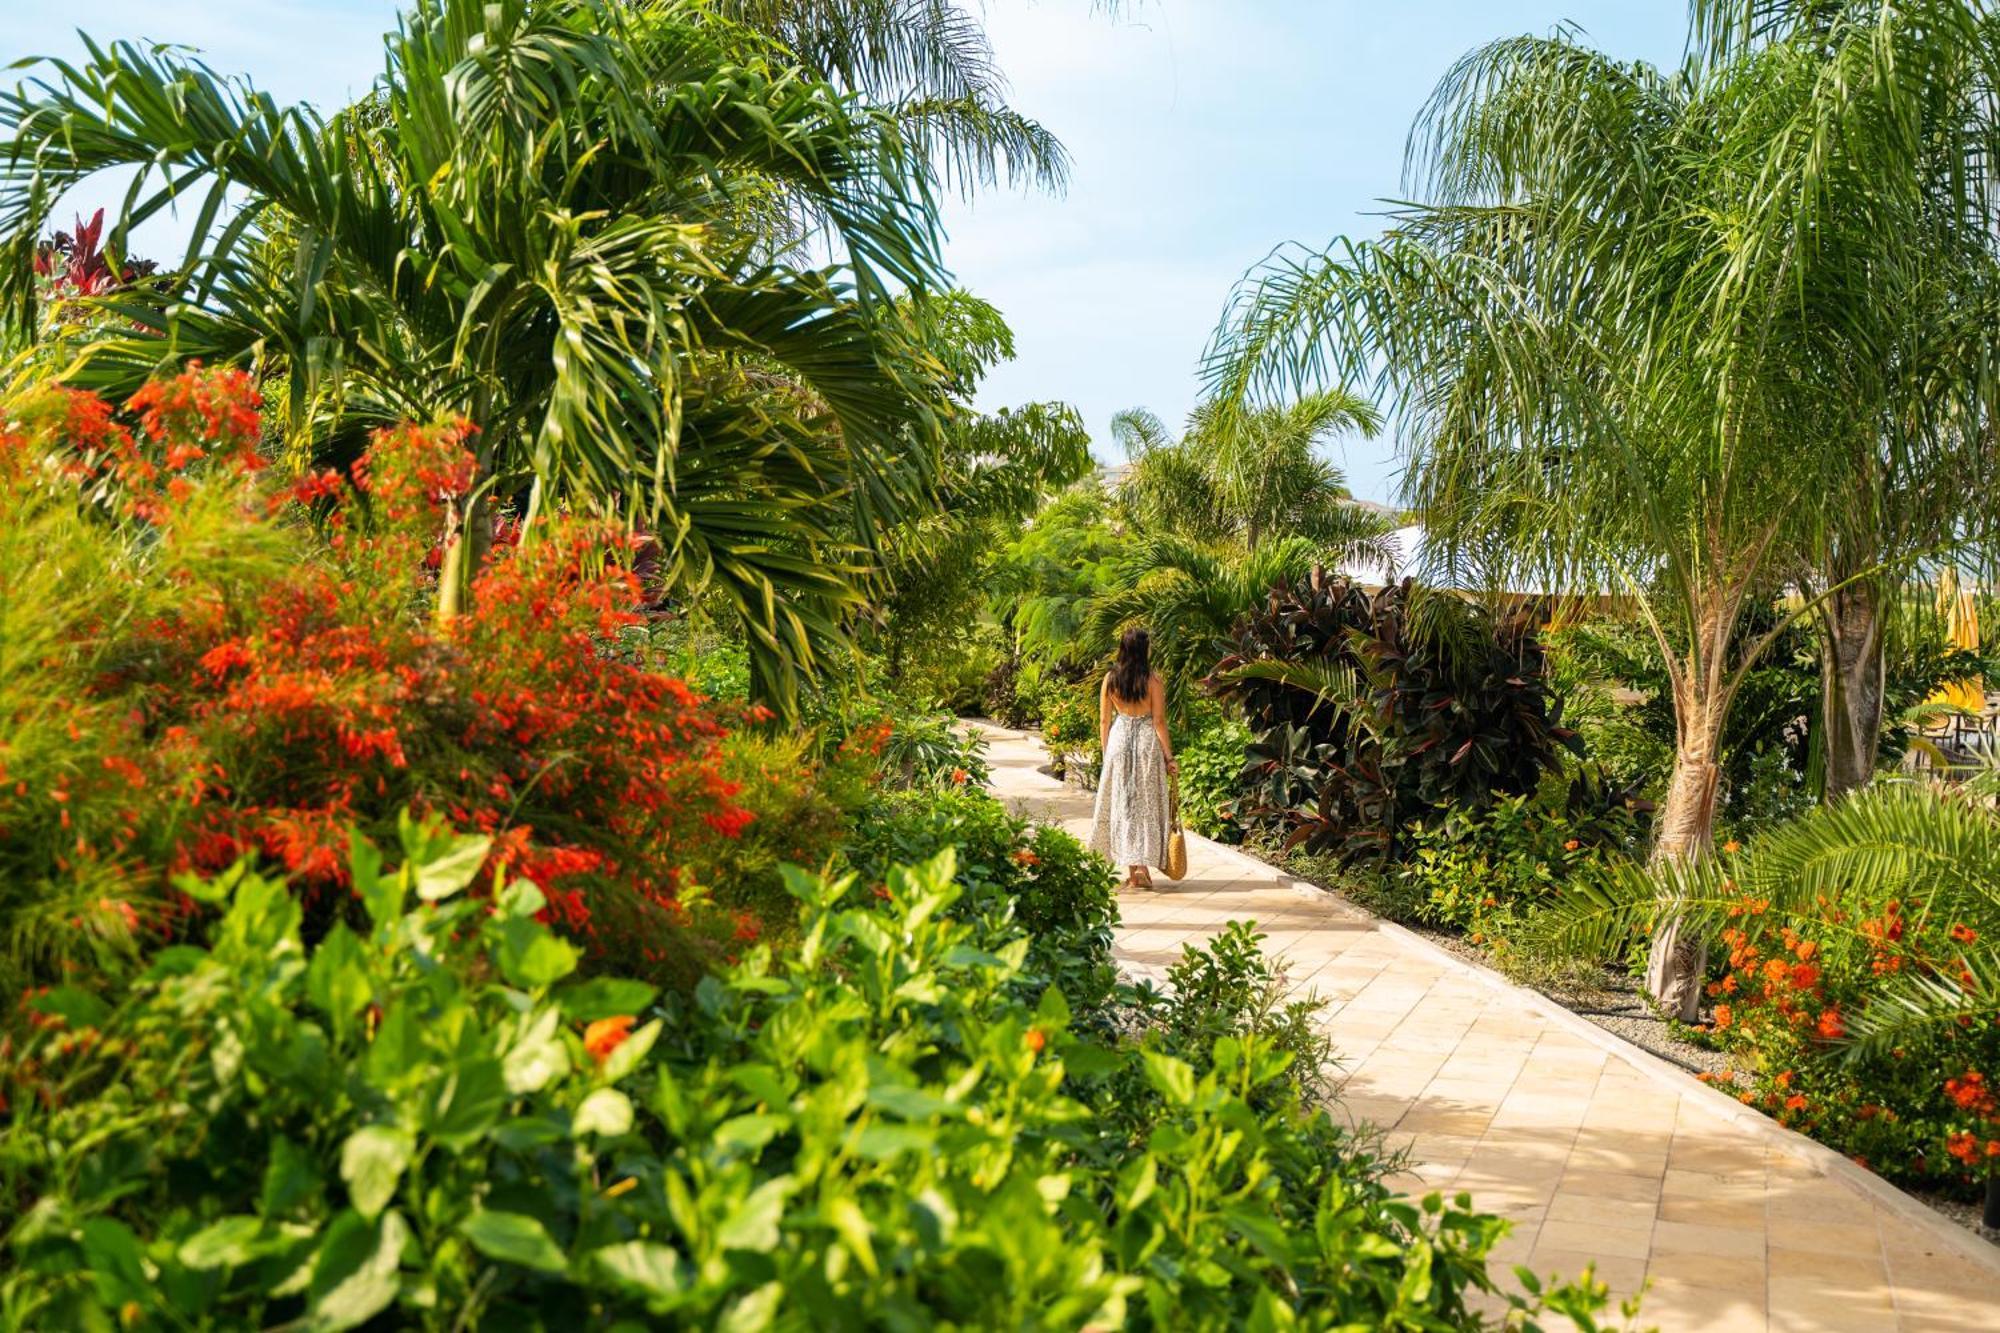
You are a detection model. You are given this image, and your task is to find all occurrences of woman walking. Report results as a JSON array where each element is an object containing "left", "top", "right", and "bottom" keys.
[{"left": 1089, "top": 627, "right": 1178, "bottom": 890}]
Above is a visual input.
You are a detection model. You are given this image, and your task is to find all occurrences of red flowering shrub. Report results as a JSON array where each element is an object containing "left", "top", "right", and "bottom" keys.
[
  {"left": 0, "top": 367, "right": 761, "bottom": 993},
  {"left": 1702, "top": 888, "right": 2000, "bottom": 1193}
]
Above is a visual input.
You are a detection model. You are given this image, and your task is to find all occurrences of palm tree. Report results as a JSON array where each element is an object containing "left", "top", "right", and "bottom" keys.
[
  {"left": 1114, "top": 391, "right": 1391, "bottom": 559},
  {"left": 1687, "top": 0, "right": 2000, "bottom": 800},
  {"left": 709, "top": 0, "right": 1070, "bottom": 195},
  {"left": 1206, "top": 16, "right": 1998, "bottom": 1017},
  {"left": 0, "top": 0, "right": 956, "bottom": 712},
  {"left": 1083, "top": 533, "right": 1329, "bottom": 718}
]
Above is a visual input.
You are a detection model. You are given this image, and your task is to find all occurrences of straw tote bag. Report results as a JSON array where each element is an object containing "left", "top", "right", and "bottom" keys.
[{"left": 1164, "top": 773, "right": 1188, "bottom": 881}]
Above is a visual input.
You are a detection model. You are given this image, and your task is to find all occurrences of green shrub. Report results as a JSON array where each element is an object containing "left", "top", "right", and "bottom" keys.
[
  {"left": 1397, "top": 778, "right": 1647, "bottom": 941},
  {"left": 1039, "top": 675, "right": 1103, "bottom": 785},
  {"left": 1178, "top": 714, "right": 1251, "bottom": 842},
  {"left": 0, "top": 822, "right": 1617, "bottom": 1331},
  {"left": 843, "top": 787, "right": 1118, "bottom": 1009}
]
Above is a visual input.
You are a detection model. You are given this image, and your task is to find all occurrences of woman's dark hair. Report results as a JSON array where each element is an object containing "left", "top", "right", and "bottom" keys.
[{"left": 1108, "top": 626, "right": 1151, "bottom": 705}]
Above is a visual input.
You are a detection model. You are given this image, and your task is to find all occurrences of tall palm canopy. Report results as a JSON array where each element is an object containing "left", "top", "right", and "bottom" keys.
[
  {"left": 1205, "top": 4, "right": 2000, "bottom": 1016},
  {"left": 0, "top": 0, "right": 1000, "bottom": 711}
]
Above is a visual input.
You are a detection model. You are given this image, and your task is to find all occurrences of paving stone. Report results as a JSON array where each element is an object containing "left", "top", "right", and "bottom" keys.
[{"left": 972, "top": 721, "right": 2000, "bottom": 1333}]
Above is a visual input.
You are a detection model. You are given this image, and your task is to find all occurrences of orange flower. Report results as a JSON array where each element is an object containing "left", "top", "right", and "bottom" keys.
[
  {"left": 1013, "top": 848, "right": 1041, "bottom": 867},
  {"left": 1815, "top": 1009, "right": 1844, "bottom": 1040},
  {"left": 583, "top": 1015, "right": 635, "bottom": 1064},
  {"left": 1950, "top": 922, "right": 1979, "bottom": 945},
  {"left": 1789, "top": 962, "right": 1820, "bottom": 991},
  {"left": 950, "top": 768, "right": 969, "bottom": 786},
  {"left": 1025, "top": 1027, "right": 1046, "bottom": 1055},
  {"left": 1723, "top": 839, "right": 1742, "bottom": 853},
  {"left": 1713, "top": 1004, "right": 1733, "bottom": 1030},
  {"left": 1562, "top": 839, "right": 1581, "bottom": 852},
  {"left": 1784, "top": 1093, "right": 1807, "bottom": 1112},
  {"left": 1946, "top": 1131, "right": 1981, "bottom": 1166},
  {"left": 1793, "top": 939, "right": 1816, "bottom": 962}
]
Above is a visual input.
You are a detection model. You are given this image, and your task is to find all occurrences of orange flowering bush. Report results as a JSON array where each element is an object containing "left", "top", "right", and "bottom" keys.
[
  {"left": 0, "top": 368, "right": 759, "bottom": 994},
  {"left": 1702, "top": 884, "right": 2000, "bottom": 1193}
]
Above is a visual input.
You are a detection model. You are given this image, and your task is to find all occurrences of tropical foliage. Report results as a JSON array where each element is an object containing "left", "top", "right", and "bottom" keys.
[
  {"left": 0, "top": 824, "right": 1616, "bottom": 1330},
  {"left": 0, "top": 0, "right": 972, "bottom": 708},
  {"left": 1212, "top": 572, "right": 1579, "bottom": 863}
]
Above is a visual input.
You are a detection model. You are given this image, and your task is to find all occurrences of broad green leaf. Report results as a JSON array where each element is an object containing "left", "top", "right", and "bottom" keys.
[
  {"left": 716, "top": 1176, "right": 791, "bottom": 1253},
  {"left": 310, "top": 1210, "right": 408, "bottom": 1331},
  {"left": 821, "top": 1197, "right": 877, "bottom": 1277},
  {"left": 590, "top": 1241, "right": 688, "bottom": 1305},
  {"left": 306, "top": 924, "right": 370, "bottom": 1028},
  {"left": 261, "top": 1136, "right": 320, "bottom": 1217},
  {"left": 503, "top": 1008, "right": 569, "bottom": 1094},
  {"left": 1141, "top": 1051, "right": 1196, "bottom": 1106},
  {"left": 177, "top": 1216, "right": 267, "bottom": 1270},
  {"left": 351, "top": 831, "right": 397, "bottom": 929},
  {"left": 599, "top": 1018, "right": 660, "bottom": 1085},
  {"left": 340, "top": 1126, "right": 414, "bottom": 1220},
  {"left": 413, "top": 833, "right": 491, "bottom": 902},
  {"left": 29, "top": 986, "right": 110, "bottom": 1030},
  {"left": 427, "top": 1057, "right": 508, "bottom": 1148},
  {"left": 365, "top": 1003, "right": 426, "bottom": 1086},
  {"left": 496, "top": 917, "right": 579, "bottom": 989},
  {"left": 461, "top": 1210, "right": 566, "bottom": 1273},
  {"left": 713, "top": 1113, "right": 788, "bottom": 1152},
  {"left": 558, "top": 977, "right": 658, "bottom": 1023},
  {"left": 574, "top": 1087, "right": 634, "bottom": 1138}
]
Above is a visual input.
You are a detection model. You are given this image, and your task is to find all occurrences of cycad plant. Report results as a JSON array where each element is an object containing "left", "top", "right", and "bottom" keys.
[{"left": 0, "top": 0, "right": 961, "bottom": 710}]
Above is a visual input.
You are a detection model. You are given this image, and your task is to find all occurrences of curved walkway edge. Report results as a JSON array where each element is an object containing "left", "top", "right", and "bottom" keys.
[{"left": 972, "top": 720, "right": 2000, "bottom": 1333}]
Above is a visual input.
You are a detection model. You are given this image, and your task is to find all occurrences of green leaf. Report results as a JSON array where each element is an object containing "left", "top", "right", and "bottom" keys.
[
  {"left": 1141, "top": 1051, "right": 1197, "bottom": 1106},
  {"left": 340, "top": 1126, "right": 414, "bottom": 1221},
  {"left": 503, "top": 1008, "right": 570, "bottom": 1094},
  {"left": 574, "top": 1088, "right": 634, "bottom": 1138},
  {"left": 716, "top": 1176, "right": 791, "bottom": 1253},
  {"left": 461, "top": 1210, "right": 566, "bottom": 1274},
  {"left": 309, "top": 1210, "right": 408, "bottom": 1331},
  {"left": 306, "top": 924, "right": 371, "bottom": 1029},
  {"left": 496, "top": 917, "right": 579, "bottom": 989},
  {"left": 177, "top": 1216, "right": 268, "bottom": 1270},
  {"left": 351, "top": 831, "right": 397, "bottom": 929},
  {"left": 590, "top": 1241, "right": 689, "bottom": 1305},
  {"left": 713, "top": 1113, "right": 789, "bottom": 1152},
  {"left": 261, "top": 1136, "right": 320, "bottom": 1217},
  {"left": 558, "top": 977, "right": 659, "bottom": 1023},
  {"left": 599, "top": 1018, "right": 661, "bottom": 1085},
  {"left": 366, "top": 1003, "right": 426, "bottom": 1086},
  {"left": 427, "top": 1057, "right": 509, "bottom": 1149},
  {"left": 413, "top": 833, "right": 491, "bottom": 902},
  {"left": 29, "top": 986, "right": 110, "bottom": 1030}
]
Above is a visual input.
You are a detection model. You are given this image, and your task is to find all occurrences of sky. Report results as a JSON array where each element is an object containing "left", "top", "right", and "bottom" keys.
[{"left": 1, "top": 0, "right": 1689, "bottom": 502}]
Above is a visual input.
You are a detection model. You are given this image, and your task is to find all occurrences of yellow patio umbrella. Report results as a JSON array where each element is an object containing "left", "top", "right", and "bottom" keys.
[{"left": 1930, "top": 568, "right": 1984, "bottom": 713}]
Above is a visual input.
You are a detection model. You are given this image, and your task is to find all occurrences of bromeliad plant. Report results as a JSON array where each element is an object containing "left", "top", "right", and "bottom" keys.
[{"left": 0, "top": 824, "right": 1625, "bottom": 1331}]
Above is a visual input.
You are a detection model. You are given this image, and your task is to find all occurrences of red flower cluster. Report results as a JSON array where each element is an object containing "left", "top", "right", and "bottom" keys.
[{"left": 2, "top": 368, "right": 756, "bottom": 971}]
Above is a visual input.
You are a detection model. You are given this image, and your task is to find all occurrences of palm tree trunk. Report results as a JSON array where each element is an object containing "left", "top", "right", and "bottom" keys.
[
  {"left": 1644, "top": 629, "right": 1727, "bottom": 1022},
  {"left": 1819, "top": 578, "right": 1886, "bottom": 800}
]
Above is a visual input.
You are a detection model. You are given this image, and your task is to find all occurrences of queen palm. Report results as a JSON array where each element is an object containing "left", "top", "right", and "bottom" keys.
[
  {"left": 0, "top": 0, "right": 958, "bottom": 712},
  {"left": 1207, "top": 14, "right": 1996, "bottom": 1016},
  {"left": 1687, "top": 0, "right": 2000, "bottom": 798}
]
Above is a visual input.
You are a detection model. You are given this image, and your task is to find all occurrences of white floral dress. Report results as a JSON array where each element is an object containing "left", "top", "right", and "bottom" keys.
[{"left": 1090, "top": 711, "right": 1171, "bottom": 867}]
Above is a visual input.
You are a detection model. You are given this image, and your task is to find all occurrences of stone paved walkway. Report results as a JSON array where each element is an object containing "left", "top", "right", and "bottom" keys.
[{"left": 975, "top": 721, "right": 2000, "bottom": 1332}]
